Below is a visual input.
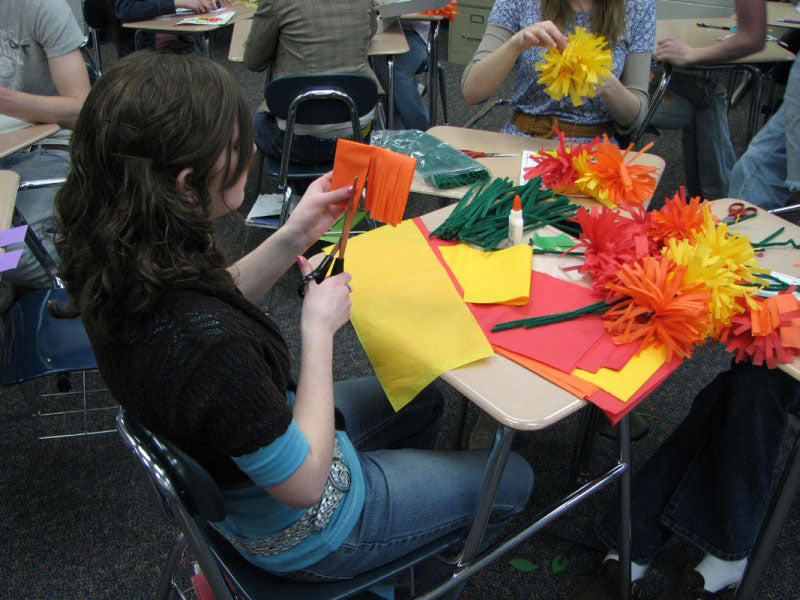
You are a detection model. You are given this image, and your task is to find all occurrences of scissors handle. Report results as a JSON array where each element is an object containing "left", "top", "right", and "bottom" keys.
[
  {"left": 330, "top": 257, "right": 344, "bottom": 277},
  {"left": 297, "top": 254, "right": 332, "bottom": 297}
]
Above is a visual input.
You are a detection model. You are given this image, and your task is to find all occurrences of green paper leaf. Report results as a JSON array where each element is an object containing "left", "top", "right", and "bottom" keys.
[
  {"left": 532, "top": 231, "right": 575, "bottom": 251},
  {"left": 508, "top": 558, "right": 538, "bottom": 572},
  {"left": 552, "top": 554, "right": 569, "bottom": 574}
]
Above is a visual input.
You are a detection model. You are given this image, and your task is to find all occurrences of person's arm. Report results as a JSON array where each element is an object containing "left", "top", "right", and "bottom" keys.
[
  {"left": 0, "top": 49, "right": 89, "bottom": 129},
  {"left": 114, "top": 0, "right": 222, "bottom": 22},
  {"left": 599, "top": 51, "right": 650, "bottom": 131},
  {"left": 655, "top": 0, "right": 765, "bottom": 66},
  {"left": 243, "top": 0, "right": 280, "bottom": 72},
  {"left": 461, "top": 21, "right": 567, "bottom": 105},
  {"left": 229, "top": 172, "right": 351, "bottom": 304}
]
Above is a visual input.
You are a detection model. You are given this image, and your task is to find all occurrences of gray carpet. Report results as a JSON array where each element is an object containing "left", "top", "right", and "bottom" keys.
[{"left": 1, "top": 23, "right": 799, "bottom": 599}]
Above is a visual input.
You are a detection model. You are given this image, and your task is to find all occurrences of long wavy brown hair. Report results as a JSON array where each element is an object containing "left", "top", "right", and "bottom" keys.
[
  {"left": 542, "top": 0, "right": 626, "bottom": 46},
  {"left": 53, "top": 51, "right": 254, "bottom": 340}
]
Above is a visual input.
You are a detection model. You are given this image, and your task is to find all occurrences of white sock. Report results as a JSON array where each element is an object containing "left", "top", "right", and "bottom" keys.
[
  {"left": 694, "top": 554, "right": 747, "bottom": 593},
  {"left": 604, "top": 551, "right": 649, "bottom": 582}
]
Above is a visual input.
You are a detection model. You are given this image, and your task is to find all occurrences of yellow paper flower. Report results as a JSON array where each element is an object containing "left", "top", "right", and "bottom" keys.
[
  {"left": 535, "top": 27, "right": 613, "bottom": 106},
  {"left": 663, "top": 237, "right": 758, "bottom": 334},
  {"left": 571, "top": 148, "right": 612, "bottom": 206},
  {"left": 691, "top": 219, "right": 767, "bottom": 284}
]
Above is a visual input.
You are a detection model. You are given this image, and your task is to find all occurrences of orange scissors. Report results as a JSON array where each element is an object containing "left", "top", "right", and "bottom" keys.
[
  {"left": 460, "top": 149, "right": 520, "bottom": 158},
  {"left": 723, "top": 202, "right": 757, "bottom": 224}
]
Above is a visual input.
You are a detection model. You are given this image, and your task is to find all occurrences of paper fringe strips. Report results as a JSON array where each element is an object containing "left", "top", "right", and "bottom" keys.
[
  {"left": 495, "top": 193, "right": 794, "bottom": 366},
  {"left": 331, "top": 138, "right": 416, "bottom": 225},
  {"left": 523, "top": 127, "right": 658, "bottom": 208},
  {"left": 421, "top": 2, "right": 458, "bottom": 21},
  {"left": 535, "top": 27, "right": 612, "bottom": 107}
]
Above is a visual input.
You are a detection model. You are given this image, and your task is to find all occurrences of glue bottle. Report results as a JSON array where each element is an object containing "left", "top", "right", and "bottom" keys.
[{"left": 508, "top": 194, "right": 524, "bottom": 246}]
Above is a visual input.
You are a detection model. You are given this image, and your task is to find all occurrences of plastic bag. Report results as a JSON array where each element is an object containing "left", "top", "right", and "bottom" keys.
[{"left": 370, "top": 129, "right": 490, "bottom": 189}]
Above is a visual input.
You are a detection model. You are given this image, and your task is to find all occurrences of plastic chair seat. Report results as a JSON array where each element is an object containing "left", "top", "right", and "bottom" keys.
[{"left": 0, "top": 287, "right": 96, "bottom": 386}]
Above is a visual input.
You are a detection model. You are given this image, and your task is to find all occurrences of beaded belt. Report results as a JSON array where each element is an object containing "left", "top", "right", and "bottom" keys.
[
  {"left": 511, "top": 110, "right": 615, "bottom": 139},
  {"left": 222, "top": 439, "right": 351, "bottom": 557}
]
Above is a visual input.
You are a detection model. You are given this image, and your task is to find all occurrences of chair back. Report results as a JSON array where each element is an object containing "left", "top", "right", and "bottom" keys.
[{"left": 82, "top": 0, "right": 112, "bottom": 30}]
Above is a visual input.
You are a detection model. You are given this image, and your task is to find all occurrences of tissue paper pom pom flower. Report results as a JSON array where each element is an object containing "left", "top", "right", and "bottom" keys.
[
  {"left": 721, "top": 293, "right": 800, "bottom": 368},
  {"left": 522, "top": 126, "right": 598, "bottom": 193},
  {"left": 422, "top": 2, "right": 458, "bottom": 22},
  {"left": 649, "top": 187, "right": 715, "bottom": 246},
  {"left": 573, "top": 135, "right": 658, "bottom": 208},
  {"left": 663, "top": 237, "right": 757, "bottom": 334},
  {"left": 603, "top": 255, "right": 712, "bottom": 361},
  {"left": 566, "top": 206, "right": 653, "bottom": 300},
  {"left": 691, "top": 218, "right": 767, "bottom": 284},
  {"left": 535, "top": 27, "right": 612, "bottom": 106}
]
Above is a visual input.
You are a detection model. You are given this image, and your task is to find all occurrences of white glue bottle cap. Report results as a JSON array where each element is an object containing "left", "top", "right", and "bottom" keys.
[{"left": 508, "top": 194, "right": 524, "bottom": 246}]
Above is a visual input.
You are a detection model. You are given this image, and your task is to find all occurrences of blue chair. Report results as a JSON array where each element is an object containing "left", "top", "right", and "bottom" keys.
[
  {"left": 0, "top": 179, "right": 114, "bottom": 440},
  {"left": 255, "top": 73, "right": 378, "bottom": 228},
  {"left": 116, "top": 409, "right": 463, "bottom": 600}
]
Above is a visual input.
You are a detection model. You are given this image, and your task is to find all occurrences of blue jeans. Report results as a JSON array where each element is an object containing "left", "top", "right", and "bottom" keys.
[
  {"left": 0, "top": 148, "right": 70, "bottom": 289},
  {"left": 648, "top": 70, "right": 736, "bottom": 200},
  {"left": 728, "top": 56, "right": 800, "bottom": 210},
  {"left": 372, "top": 26, "right": 430, "bottom": 131},
  {"left": 284, "top": 377, "right": 533, "bottom": 596},
  {"left": 597, "top": 361, "right": 800, "bottom": 562}
]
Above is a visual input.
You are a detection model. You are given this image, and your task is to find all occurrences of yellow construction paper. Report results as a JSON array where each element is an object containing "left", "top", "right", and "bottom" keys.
[
  {"left": 439, "top": 243, "right": 533, "bottom": 305},
  {"left": 571, "top": 345, "right": 666, "bottom": 402},
  {"left": 345, "top": 220, "right": 493, "bottom": 411}
]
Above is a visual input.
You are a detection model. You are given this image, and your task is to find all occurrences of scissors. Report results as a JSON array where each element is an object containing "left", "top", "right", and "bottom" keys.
[
  {"left": 460, "top": 149, "right": 520, "bottom": 158},
  {"left": 297, "top": 176, "right": 359, "bottom": 297},
  {"left": 724, "top": 201, "right": 757, "bottom": 224}
]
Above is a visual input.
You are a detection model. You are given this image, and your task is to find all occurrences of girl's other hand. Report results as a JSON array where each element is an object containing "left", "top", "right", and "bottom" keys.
[
  {"left": 284, "top": 172, "right": 350, "bottom": 249},
  {"left": 514, "top": 21, "right": 568, "bottom": 51},
  {"left": 297, "top": 256, "right": 352, "bottom": 337},
  {"left": 654, "top": 37, "right": 696, "bottom": 67},
  {"left": 175, "top": 0, "right": 218, "bottom": 13}
]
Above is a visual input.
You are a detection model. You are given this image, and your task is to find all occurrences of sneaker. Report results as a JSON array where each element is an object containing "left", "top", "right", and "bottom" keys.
[
  {"left": 598, "top": 412, "right": 650, "bottom": 441},
  {"left": 654, "top": 570, "right": 737, "bottom": 600},
  {"left": 567, "top": 560, "right": 643, "bottom": 600}
]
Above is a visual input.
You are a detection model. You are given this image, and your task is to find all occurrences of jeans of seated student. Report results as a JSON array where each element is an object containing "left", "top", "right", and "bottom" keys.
[
  {"left": 0, "top": 148, "right": 70, "bottom": 289},
  {"left": 728, "top": 56, "right": 800, "bottom": 210},
  {"left": 648, "top": 71, "right": 736, "bottom": 200},
  {"left": 596, "top": 361, "right": 800, "bottom": 564},
  {"left": 284, "top": 376, "right": 533, "bottom": 599},
  {"left": 254, "top": 113, "right": 372, "bottom": 195},
  {"left": 373, "top": 26, "right": 430, "bottom": 131}
]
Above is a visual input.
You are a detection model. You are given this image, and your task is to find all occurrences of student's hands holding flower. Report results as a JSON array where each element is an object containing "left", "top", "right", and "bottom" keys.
[
  {"left": 513, "top": 21, "right": 568, "bottom": 52},
  {"left": 297, "top": 256, "right": 352, "bottom": 337},
  {"left": 284, "top": 172, "right": 350, "bottom": 251}
]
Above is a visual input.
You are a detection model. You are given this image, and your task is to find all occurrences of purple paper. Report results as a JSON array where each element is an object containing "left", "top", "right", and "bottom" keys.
[
  {"left": 0, "top": 249, "right": 23, "bottom": 272},
  {"left": 0, "top": 225, "right": 27, "bottom": 247}
]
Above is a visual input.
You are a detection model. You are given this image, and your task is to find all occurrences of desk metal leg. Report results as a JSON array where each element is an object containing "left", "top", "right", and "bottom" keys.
[
  {"left": 617, "top": 415, "right": 632, "bottom": 600},
  {"left": 427, "top": 22, "right": 441, "bottom": 127},
  {"left": 387, "top": 57, "right": 395, "bottom": 130}
]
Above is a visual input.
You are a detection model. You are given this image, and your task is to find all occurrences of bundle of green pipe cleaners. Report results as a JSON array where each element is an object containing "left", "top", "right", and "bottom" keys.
[{"left": 429, "top": 176, "right": 581, "bottom": 251}]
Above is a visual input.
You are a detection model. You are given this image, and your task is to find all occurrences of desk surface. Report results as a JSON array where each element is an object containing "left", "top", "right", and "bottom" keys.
[
  {"left": 767, "top": 1, "right": 800, "bottom": 29},
  {"left": 123, "top": 0, "right": 256, "bottom": 33},
  {"left": 228, "top": 18, "right": 408, "bottom": 62},
  {"left": 656, "top": 17, "right": 796, "bottom": 63},
  {"left": 411, "top": 126, "right": 666, "bottom": 210},
  {"left": 0, "top": 170, "right": 20, "bottom": 232},
  {"left": 0, "top": 124, "right": 60, "bottom": 160}
]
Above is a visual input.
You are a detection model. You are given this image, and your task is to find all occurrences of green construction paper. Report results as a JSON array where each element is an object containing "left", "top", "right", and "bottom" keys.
[
  {"left": 509, "top": 558, "right": 539, "bottom": 573},
  {"left": 532, "top": 231, "right": 575, "bottom": 251},
  {"left": 319, "top": 210, "right": 367, "bottom": 243},
  {"left": 551, "top": 554, "right": 569, "bottom": 574}
]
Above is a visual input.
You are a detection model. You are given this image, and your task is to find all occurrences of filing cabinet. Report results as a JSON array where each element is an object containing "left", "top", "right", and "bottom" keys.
[{"left": 448, "top": 0, "right": 495, "bottom": 64}]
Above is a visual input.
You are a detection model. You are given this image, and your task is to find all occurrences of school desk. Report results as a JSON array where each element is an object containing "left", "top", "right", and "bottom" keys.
[
  {"left": 653, "top": 17, "right": 796, "bottom": 144},
  {"left": 227, "top": 19, "right": 410, "bottom": 129},
  {"left": 409, "top": 125, "right": 666, "bottom": 210},
  {"left": 123, "top": 0, "right": 257, "bottom": 59},
  {"left": 0, "top": 124, "right": 60, "bottom": 160},
  {"left": 766, "top": 1, "right": 800, "bottom": 30}
]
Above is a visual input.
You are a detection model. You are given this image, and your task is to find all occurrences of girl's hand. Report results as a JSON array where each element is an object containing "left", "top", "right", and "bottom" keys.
[
  {"left": 175, "top": 0, "right": 218, "bottom": 13},
  {"left": 297, "top": 256, "right": 352, "bottom": 337},
  {"left": 284, "top": 172, "right": 350, "bottom": 250},
  {"left": 513, "top": 21, "right": 568, "bottom": 52},
  {"left": 654, "top": 37, "right": 696, "bottom": 67}
]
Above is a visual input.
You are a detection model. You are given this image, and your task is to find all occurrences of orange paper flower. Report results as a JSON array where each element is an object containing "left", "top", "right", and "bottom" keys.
[
  {"left": 573, "top": 135, "right": 658, "bottom": 208},
  {"left": 603, "top": 256, "right": 712, "bottom": 361},
  {"left": 522, "top": 126, "right": 598, "bottom": 193},
  {"left": 649, "top": 187, "right": 714, "bottom": 246},
  {"left": 421, "top": 2, "right": 458, "bottom": 21}
]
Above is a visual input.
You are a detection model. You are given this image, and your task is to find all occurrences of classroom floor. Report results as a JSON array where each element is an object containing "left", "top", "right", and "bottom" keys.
[{"left": 1, "top": 23, "right": 798, "bottom": 600}]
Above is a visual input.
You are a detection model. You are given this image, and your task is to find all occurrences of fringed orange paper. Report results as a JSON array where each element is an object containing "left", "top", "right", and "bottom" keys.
[
  {"left": 649, "top": 187, "right": 713, "bottom": 245},
  {"left": 573, "top": 135, "right": 658, "bottom": 208},
  {"left": 523, "top": 126, "right": 598, "bottom": 193},
  {"left": 421, "top": 1, "right": 458, "bottom": 21},
  {"left": 331, "top": 139, "right": 416, "bottom": 225},
  {"left": 603, "top": 256, "right": 712, "bottom": 361}
]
